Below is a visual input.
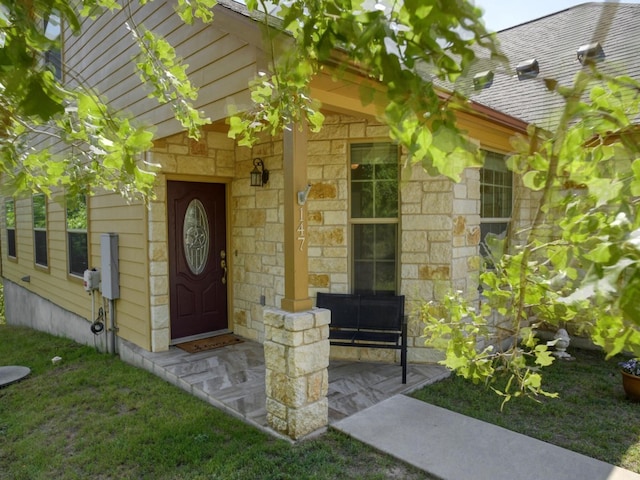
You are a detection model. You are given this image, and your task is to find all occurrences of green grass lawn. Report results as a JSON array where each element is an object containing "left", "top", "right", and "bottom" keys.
[
  {"left": 412, "top": 347, "right": 640, "bottom": 474},
  {"left": 0, "top": 325, "right": 432, "bottom": 480}
]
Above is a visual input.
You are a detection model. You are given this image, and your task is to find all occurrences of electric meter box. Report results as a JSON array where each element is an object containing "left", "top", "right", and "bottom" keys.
[
  {"left": 100, "top": 233, "right": 120, "bottom": 300},
  {"left": 83, "top": 269, "right": 100, "bottom": 291}
]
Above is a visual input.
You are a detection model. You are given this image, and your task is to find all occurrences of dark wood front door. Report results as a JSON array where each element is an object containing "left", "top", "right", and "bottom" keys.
[{"left": 168, "top": 181, "right": 228, "bottom": 340}]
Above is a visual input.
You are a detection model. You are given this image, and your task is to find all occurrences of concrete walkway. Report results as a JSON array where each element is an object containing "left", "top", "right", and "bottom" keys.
[{"left": 333, "top": 394, "right": 640, "bottom": 480}]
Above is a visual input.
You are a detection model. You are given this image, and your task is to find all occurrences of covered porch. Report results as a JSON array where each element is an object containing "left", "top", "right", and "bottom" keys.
[{"left": 119, "top": 336, "right": 449, "bottom": 438}]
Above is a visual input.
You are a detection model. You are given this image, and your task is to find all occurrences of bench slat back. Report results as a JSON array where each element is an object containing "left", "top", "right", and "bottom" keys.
[
  {"left": 316, "top": 292, "right": 360, "bottom": 328},
  {"left": 358, "top": 295, "right": 404, "bottom": 331},
  {"left": 316, "top": 292, "right": 404, "bottom": 331}
]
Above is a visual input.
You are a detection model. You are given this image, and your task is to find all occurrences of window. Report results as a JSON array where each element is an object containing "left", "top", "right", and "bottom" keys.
[
  {"left": 66, "top": 193, "right": 88, "bottom": 276},
  {"left": 43, "top": 11, "right": 62, "bottom": 80},
  {"left": 33, "top": 194, "right": 48, "bottom": 267},
  {"left": 480, "top": 151, "right": 513, "bottom": 259},
  {"left": 5, "top": 199, "right": 16, "bottom": 258},
  {"left": 350, "top": 142, "right": 399, "bottom": 295}
]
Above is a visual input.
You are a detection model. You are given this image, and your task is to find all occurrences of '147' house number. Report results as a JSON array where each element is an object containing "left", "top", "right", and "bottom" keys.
[{"left": 297, "top": 206, "right": 305, "bottom": 251}]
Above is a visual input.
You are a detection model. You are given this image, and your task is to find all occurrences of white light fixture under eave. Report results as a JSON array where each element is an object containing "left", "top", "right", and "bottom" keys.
[
  {"left": 473, "top": 70, "right": 494, "bottom": 91},
  {"left": 577, "top": 42, "right": 605, "bottom": 65},
  {"left": 516, "top": 59, "right": 539, "bottom": 80}
]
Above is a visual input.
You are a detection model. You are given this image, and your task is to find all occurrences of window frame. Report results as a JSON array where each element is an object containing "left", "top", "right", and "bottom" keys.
[
  {"left": 65, "top": 193, "right": 89, "bottom": 278},
  {"left": 479, "top": 150, "right": 513, "bottom": 260},
  {"left": 348, "top": 141, "right": 400, "bottom": 295},
  {"left": 43, "top": 10, "right": 63, "bottom": 81},
  {"left": 32, "top": 193, "right": 49, "bottom": 269}
]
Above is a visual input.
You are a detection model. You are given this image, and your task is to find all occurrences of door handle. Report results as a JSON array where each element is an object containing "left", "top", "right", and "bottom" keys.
[{"left": 220, "top": 250, "right": 227, "bottom": 284}]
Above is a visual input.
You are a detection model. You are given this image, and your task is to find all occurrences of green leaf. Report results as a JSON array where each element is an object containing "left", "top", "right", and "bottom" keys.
[{"left": 20, "top": 76, "right": 64, "bottom": 121}]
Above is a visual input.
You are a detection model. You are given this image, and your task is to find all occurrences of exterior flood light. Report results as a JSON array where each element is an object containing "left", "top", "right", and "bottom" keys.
[
  {"left": 473, "top": 70, "right": 494, "bottom": 91},
  {"left": 577, "top": 42, "right": 605, "bottom": 65},
  {"left": 516, "top": 59, "right": 539, "bottom": 80},
  {"left": 250, "top": 158, "right": 269, "bottom": 187}
]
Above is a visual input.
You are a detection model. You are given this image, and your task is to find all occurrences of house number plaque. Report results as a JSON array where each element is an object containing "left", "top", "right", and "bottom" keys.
[{"left": 297, "top": 206, "right": 306, "bottom": 251}]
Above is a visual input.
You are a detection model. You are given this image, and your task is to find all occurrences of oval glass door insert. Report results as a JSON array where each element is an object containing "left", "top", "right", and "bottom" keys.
[{"left": 183, "top": 199, "right": 209, "bottom": 275}]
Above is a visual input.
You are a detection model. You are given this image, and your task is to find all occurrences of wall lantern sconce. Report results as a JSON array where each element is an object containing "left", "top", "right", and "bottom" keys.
[{"left": 250, "top": 158, "right": 269, "bottom": 187}]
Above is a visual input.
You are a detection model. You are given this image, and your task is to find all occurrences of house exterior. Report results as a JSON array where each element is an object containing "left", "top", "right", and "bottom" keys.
[{"left": 2, "top": 1, "right": 637, "bottom": 438}]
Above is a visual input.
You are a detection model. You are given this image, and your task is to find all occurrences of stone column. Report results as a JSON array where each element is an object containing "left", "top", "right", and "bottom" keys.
[{"left": 264, "top": 307, "right": 330, "bottom": 440}]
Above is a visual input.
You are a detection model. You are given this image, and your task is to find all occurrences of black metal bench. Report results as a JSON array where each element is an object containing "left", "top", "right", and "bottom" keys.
[{"left": 316, "top": 292, "right": 408, "bottom": 384}]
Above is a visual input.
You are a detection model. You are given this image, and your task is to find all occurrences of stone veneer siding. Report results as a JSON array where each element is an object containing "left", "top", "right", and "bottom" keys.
[
  {"left": 147, "top": 131, "right": 237, "bottom": 351},
  {"left": 146, "top": 115, "right": 534, "bottom": 361}
]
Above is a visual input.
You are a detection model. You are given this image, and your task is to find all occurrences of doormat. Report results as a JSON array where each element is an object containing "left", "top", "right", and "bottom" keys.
[{"left": 176, "top": 334, "right": 244, "bottom": 353}]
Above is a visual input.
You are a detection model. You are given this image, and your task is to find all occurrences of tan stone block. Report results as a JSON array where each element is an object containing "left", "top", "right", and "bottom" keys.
[
  {"left": 148, "top": 242, "right": 168, "bottom": 262},
  {"left": 401, "top": 264, "right": 418, "bottom": 280},
  {"left": 151, "top": 328, "right": 170, "bottom": 352},
  {"left": 364, "top": 125, "right": 389, "bottom": 137},
  {"left": 419, "top": 265, "right": 451, "bottom": 280},
  {"left": 467, "top": 226, "right": 481, "bottom": 245},
  {"left": 153, "top": 152, "right": 177, "bottom": 171},
  {"left": 304, "top": 327, "right": 322, "bottom": 344},
  {"left": 307, "top": 370, "right": 328, "bottom": 402},
  {"left": 401, "top": 231, "right": 428, "bottom": 252},
  {"left": 150, "top": 295, "right": 168, "bottom": 306},
  {"left": 453, "top": 235, "right": 466, "bottom": 247},
  {"left": 207, "top": 131, "right": 235, "bottom": 149},
  {"left": 264, "top": 310, "right": 285, "bottom": 328},
  {"left": 321, "top": 247, "right": 348, "bottom": 259},
  {"left": 287, "top": 341, "right": 330, "bottom": 375},
  {"left": 271, "top": 328, "right": 304, "bottom": 347},
  {"left": 151, "top": 305, "right": 169, "bottom": 329},
  {"left": 311, "top": 123, "right": 348, "bottom": 139},
  {"left": 453, "top": 216, "right": 466, "bottom": 235},
  {"left": 408, "top": 346, "right": 446, "bottom": 363},
  {"left": 288, "top": 399, "right": 328, "bottom": 439},
  {"left": 307, "top": 211, "right": 323, "bottom": 224},
  {"left": 283, "top": 312, "right": 314, "bottom": 332},
  {"left": 264, "top": 341, "right": 286, "bottom": 373},
  {"left": 310, "top": 183, "right": 337, "bottom": 200},
  {"left": 322, "top": 163, "right": 347, "bottom": 180},
  {"left": 349, "top": 122, "right": 366, "bottom": 138},
  {"left": 150, "top": 276, "right": 168, "bottom": 296},
  {"left": 178, "top": 157, "right": 217, "bottom": 175},
  {"left": 321, "top": 210, "right": 347, "bottom": 225},
  {"left": 399, "top": 181, "right": 423, "bottom": 203},
  {"left": 422, "top": 192, "right": 452, "bottom": 214},
  {"left": 234, "top": 309, "right": 248, "bottom": 327},
  {"left": 309, "top": 227, "right": 345, "bottom": 246},
  {"left": 168, "top": 144, "right": 189, "bottom": 155},
  {"left": 308, "top": 140, "right": 332, "bottom": 156},
  {"left": 330, "top": 140, "right": 347, "bottom": 154},
  {"left": 467, "top": 255, "right": 481, "bottom": 271},
  {"left": 314, "top": 309, "right": 331, "bottom": 327},
  {"left": 270, "top": 373, "right": 307, "bottom": 407},
  {"left": 247, "top": 210, "right": 267, "bottom": 227},
  {"left": 267, "top": 412, "right": 288, "bottom": 434},
  {"left": 266, "top": 397, "right": 287, "bottom": 421},
  {"left": 424, "top": 178, "right": 453, "bottom": 192},
  {"left": 152, "top": 138, "right": 168, "bottom": 150},
  {"left": 401, "top": 203, "right": 421, "bottom": 214},
  {"left": 454, "top": 198, "right": 479, "bottom": 215},
  {"left": 433, "top": 280, "right": 452, "bottom": 300},
  {"left": 329, "top": 345, "right": 361, "bottom": 361},
  {"left": 309, "top": 274, "right": 329, "bottom": 288},
  {"left": 430, "top": 242, "right": 452, "bottom": 262},
  {"left": 149, "top": 261, "right": 168, "bottom": 276},
  {"left": 453, "top": 182, "right": 467, "bottom": 199}
]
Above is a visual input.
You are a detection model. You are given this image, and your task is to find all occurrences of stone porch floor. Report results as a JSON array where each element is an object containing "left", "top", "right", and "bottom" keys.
[{"left": 119, "top": 336, "right": 449, "bottom": 437}]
